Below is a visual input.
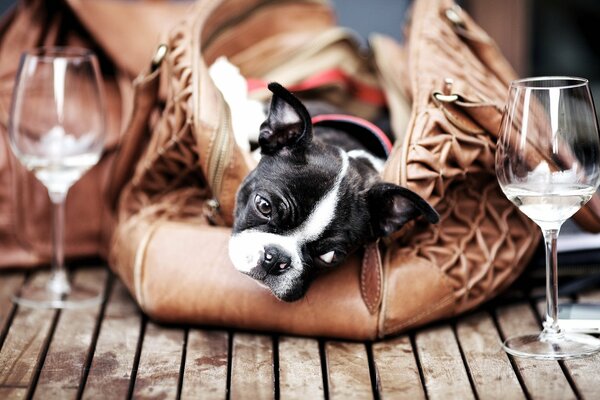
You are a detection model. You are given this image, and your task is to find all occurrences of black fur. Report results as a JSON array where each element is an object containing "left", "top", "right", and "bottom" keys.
[{"left": 230, "top": 83, "right": 439, "bottom": 301}]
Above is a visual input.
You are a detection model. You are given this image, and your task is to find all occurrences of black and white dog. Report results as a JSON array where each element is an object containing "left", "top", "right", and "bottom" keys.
[{"left": 228, "top": 82, "right": 439, "bottom": 301}]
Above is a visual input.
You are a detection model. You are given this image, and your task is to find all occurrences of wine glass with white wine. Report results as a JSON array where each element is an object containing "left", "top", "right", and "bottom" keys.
[
  {"left": 496, "top": 76, "right": 600, "bottom": 360},
  {"left": 8, "top": 47, "right": 105, "bottom": 309}
]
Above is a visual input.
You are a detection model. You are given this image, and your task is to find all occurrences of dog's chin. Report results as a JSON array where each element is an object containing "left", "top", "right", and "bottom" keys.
[
  {"left": 269, "top": 285, "right": 306, "bottom": 302},
  {"left": 262, "top": 276, "right": 308, "bottom": 302},
  {"left": 239, "top": 267, "right": 308, "bottom": 302}
]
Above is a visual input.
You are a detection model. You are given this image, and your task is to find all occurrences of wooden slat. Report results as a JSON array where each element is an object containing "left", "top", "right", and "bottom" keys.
[
  {"left": 230, "top": 333, "right": 274, "bottom": 399},
  {"left": 278, "top": 336, "right": 324, "bottom": 399},
  {"left": 0, "top": 388, "right": 27, "bottom": 400},
  {"left": 0, "top": 272, "right": 58, "bottom": 399},
  {"left": 32, "top": 268, "right": 107, "bottom": 400},
  {"left": 132, "top": 321, "right": 185, "bottom": 399},
  {"left": 537, "top": 293, "right": 600, "bottom": 399},
  {"left": 325, "top": 341, "right": 372, "bottom": 399},
  {"left": 495, "top": 302, "right": 577, "bottom": 400},
  {"left": 82, "top": 279, "right": 142, "bottom": 399},
  {"left": 372, "top": 335, "right": 425, "bottom": 399},
  {"left": 414, "top": 325, "right": 475, "bottom": 400},
  {"left": 180, "top": 329, "right": 228, "bottom": 399},
  {"left": 0, "top": 272, "right": 26, "bottom": 343},
  {"left": 562, "top": 349, "right": 600, "bottom": 399},
  {"left": 455, "top": 311, "right": 525, "bottom": 399}
]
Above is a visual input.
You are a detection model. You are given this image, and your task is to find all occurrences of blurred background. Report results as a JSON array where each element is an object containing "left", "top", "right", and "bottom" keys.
[
  {"left": 333, "top": 0, "right": 600, "bottom": 107},
  {"left": 0, "top": 0, "right": 598, "bottom": 99}
]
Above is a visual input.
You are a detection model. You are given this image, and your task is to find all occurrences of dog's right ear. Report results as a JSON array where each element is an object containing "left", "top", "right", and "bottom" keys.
[{"left": 258, "top": 82, "right": 313, "bottom": 156}]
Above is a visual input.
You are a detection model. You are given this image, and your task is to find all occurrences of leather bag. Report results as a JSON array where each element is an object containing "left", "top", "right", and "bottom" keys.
[
  {"left": 109, "top": 0, "right": 593, "bottom": 339},
  {"left": 0, "top": 0, "right": 189, "bottom": 268}
]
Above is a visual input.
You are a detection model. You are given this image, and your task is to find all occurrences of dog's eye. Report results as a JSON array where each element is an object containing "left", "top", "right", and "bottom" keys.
[
  {"left": 254, "top": 194, "right": 272, "bottom": 217},
  {"left": 318, "top": 251, "right": 336, "bottom": 264}
]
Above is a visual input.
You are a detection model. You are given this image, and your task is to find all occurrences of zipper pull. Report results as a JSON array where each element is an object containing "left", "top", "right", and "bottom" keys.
[{"left": 203, "top": 198, "right": 226, "bottom": 226}]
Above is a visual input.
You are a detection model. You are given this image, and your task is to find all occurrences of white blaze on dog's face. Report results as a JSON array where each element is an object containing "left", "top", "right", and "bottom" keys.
[
  {"left": 229, "top": 83, "right": 439, "bottom": 302},
  {"left": 229, "top": 150, "right": 349, "bottom": 298}
]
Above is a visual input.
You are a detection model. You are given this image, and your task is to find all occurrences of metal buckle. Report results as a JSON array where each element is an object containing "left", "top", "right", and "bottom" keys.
[
  {"left": 151, "top": 44, "right": 168, "bottom": 72},
  {"left": 432, "top": 78, "right": 460, "bottom": 103},
  {"left": 432, "top": 92, "right": 459, "bottom": 103},
  {"left": 445, "top": 6, "right": 466, "bottom": 29}
]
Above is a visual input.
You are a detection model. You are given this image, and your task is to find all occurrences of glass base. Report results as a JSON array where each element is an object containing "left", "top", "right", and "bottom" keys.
[
  {"left": 503, "top": 331, "right": 600, "bottom": 360},
  {"left": 13, "top": 279, "right": 102, "bottom": 310}
]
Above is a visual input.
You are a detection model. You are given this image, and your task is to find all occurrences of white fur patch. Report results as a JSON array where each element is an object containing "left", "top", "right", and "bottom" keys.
[
  {"left": 229, "top": 231, "right": 302, "bottom": 273},
  {"left": 229, "top": 151, "right": 350, "bottom": 275},
  {"left": 209, "top": 56, "right": 265, "bottom": 151},
  {"left": 347, "top": 149, "right": 385, "bottom": 172},
  {"left": 319, "top": 250, "right": 335, "bottom": 264}
]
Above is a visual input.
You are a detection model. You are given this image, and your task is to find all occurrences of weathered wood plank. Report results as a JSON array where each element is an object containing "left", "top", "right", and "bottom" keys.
[
  {"left": 325, "top": 341, "right": 372, "bottom": 399},
  {"left": 82, "top": 279, "right": 142, "bottom": 399},
  {"left": 372, "top": 335, "right": 425, "bottom": 400},
  {"left": 180, "top": 329, "right": 228, "bottom": 399},
  {"left": 414, "top": 325, "right": 475, "bottom": 400},
  {"left": 562, "top": 351, "right": 600, "bottom": 399},
  {"left": 230, "top": 333, "right": 274, "bottom": 400},
  {"left": 31, "top": 268, "right": 107, "bottom": 400},
  {"left": 0, "top": 272, "right": 26, "bottom": 344},
  {"left": 132, "top": 321, "right": 185, "bottom": 400},
  {"left": 455, "top": 311, "right": 525, "bottom": 400},
  {"left": 495, "top": 302, "right": 577, "bottom": 400},
  {"left": 0, "top": 272, "right": 58, "bottom": 398},
  {"left": 278, "top": 336, "right": 324, "bottom": 399},
  {"left": 0, "top": 387, "right": 27, "bottom": 399},
  {"left": 536, "top": 294, "right": 600, "bottom": 399}
]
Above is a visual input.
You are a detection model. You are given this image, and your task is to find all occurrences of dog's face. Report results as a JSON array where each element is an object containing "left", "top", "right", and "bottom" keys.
[{"left": 229, "top": 83, "right": 439, "bottom": 301}]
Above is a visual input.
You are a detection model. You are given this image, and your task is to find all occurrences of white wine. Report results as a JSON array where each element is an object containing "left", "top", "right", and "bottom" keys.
[
  {"left": 503, "top": 183, "right": 595, "bottom": 225},
  {"left": 18, "top": 152, "right": 101, "bottom": 194}
]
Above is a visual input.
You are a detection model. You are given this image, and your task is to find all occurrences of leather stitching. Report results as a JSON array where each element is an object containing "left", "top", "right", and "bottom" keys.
[{"left": 360, "top": 243, "right": 382, "bottom": 315}]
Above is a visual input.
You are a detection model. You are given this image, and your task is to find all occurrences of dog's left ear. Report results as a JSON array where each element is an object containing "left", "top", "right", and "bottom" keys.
[
  {"left": 259, "top": 82, "right": 313, "bottom": 156},
  {"left": 367, "top": 182, "right": 439, "bottom": 237}
]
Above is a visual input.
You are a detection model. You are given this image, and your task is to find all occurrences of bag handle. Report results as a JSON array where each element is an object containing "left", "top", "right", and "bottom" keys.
[
  {"left": 107, "top": 44, "right": 168, "bottom": 212},
  {"left": 443, "top": 5, "right": 516, "bottom": 85}
]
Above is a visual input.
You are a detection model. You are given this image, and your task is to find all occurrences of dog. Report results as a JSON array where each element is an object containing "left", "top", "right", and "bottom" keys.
[{"left": 228, "top": 82, "right": 439, "bottom": 301}]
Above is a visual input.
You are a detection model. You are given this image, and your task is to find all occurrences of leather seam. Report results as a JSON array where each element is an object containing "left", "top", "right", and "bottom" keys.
[
  {"left": 132, "top": 221, "right": 161, "bottom": 312},
  {"left": 383, "top": 292, "right": 456, "bottom": 335},
  {"left": 360, "top": 244, "right": 382, "bottom": 314}
]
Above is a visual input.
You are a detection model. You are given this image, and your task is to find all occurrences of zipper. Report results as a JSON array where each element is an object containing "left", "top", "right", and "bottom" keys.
[
  {"left": 196, "top": 0, "right": 326, "bottom": 223},
  {"left": 204, "top": 100, "right": 233, "bottom": 223}
]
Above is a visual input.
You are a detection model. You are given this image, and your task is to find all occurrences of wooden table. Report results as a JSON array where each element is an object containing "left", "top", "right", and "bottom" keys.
[{"left": 0, "top": 264, "right": 599, "bottom": 399}]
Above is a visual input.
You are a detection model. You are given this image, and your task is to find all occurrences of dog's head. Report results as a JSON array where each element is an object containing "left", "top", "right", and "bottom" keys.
[{"left": 229, "top": 83, "right": 438, "bottom": 301}]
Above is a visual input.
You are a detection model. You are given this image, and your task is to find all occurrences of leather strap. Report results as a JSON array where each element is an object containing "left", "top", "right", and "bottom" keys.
[
  {"left": 312, "top": 113, "right": 393, "bottom": 158},
  {"left": 107, "top": 45, "right": 166, "bottom": 212},
  {"left": 361, "top": 241, "right": 383, "bottom": 314}
]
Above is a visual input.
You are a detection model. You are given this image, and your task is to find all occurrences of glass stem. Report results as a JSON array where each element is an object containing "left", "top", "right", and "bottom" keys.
[
  {"left": 47, "top": 191, "right": 70, "bottom": 295},
  {"left": 541, "top": 227, "right": 562, "bottom": 338}
]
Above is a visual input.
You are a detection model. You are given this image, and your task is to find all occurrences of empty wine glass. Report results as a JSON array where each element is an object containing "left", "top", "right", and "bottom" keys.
[
  {"left": 496, "top": 76, "right": 600, "bottom": 359},
  {"left": 8, "top": 47, "right": 105, "bottom": 309}
]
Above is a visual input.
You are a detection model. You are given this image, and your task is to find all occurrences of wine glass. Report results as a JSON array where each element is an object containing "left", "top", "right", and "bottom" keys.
[
  {"left": 496, "top": 76, "right": 600, "bottom": 360},
  {"left": 8, "top": 47, "right": 105, "bottom": 309}
]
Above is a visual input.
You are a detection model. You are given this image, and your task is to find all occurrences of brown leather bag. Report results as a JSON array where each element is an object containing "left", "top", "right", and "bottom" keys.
[
  {"left": 109, "top": 0, "right": 591, "bottom": 339},
  {"left": 0, "top": 0, "right": 189, "bottom": 268}
]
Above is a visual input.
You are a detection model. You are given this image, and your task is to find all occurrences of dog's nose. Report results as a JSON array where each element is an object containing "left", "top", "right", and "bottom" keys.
[{"left": 261, "top": 245, "right": 292, "bottom": 274}]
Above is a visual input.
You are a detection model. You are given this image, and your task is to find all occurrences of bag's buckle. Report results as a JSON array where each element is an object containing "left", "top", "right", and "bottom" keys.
[
  {"left": 151, "top": 44, "right": 168, "bottom": 72},
  {"left": 203, "top": 198, "right": 226, "bottom": 226},
  {"left": 432, "top": 92, "right": 459, "bottom": 103},
  {"left": 445, "top": 5, "right": 466, "bottom": 29},
  {"left": 432, "top": 78, "right": 460, "bottom": 103}
]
